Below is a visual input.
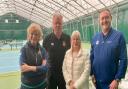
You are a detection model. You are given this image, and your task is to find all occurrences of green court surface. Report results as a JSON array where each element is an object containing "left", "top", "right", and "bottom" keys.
[
  {"left": 81, "top": 42, "right": 91, "bottom": 49},
  {"left": 0, "top": 43, "right": 127, "bottom": 89},
  {"left": 0, "top": 71, "right": 20, "bottom": 89},
  {"left": 0, "top": 42, "right": 90, "bottom": 89}
]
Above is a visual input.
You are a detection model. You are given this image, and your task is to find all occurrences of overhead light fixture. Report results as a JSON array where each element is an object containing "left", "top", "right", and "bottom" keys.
[
  {"left": 16, "top": 20, "right": 19, "bottom": 23},
  {"left": 5, "top": 19, "right": 8, "bottom": 23}
]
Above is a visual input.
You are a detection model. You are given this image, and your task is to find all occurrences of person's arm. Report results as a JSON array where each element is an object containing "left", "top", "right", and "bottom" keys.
[
  {"left": 36, "top": 63, "right": 47, "bottom": 73},
  {"left": 35, "top": 47, "right": 48, "bottom": 73},
  {"left": 115, "top": 34, "right": 127, "bottom": 80},
  {"left": 110, "top": 33, "right": 127, "bottom": 89},
  {"left": 43, "top": 35, "right": 48, "bottom": 51},
  {"left": 20, "top": 47, "right": 37, "bottom": 72},
  {"left": 62, "top": 52, "right": 72, "bottom": 86},
  {"left": 19, "top": 47, "right": 26, "bottom": 65},
  {"left": 66, "top": 35, "right": 71, "bottom": 50},
  {"left": 21, "top": 60, "right": 47, "bottom": 73},
  {"left": 90, "top": 42, "right": 94, "bottom": 76},
  {"left": 21, "top": 63, "right": 36, "bottom": 72},
  {"left": 20, "top": 47, "right": 47, "bottom": 73},
  {"left": 90, "top": 38, "right": 97, "bottom": 87},
  {"left": 73, "top": 53, "right": 90, "bottom": 89}
]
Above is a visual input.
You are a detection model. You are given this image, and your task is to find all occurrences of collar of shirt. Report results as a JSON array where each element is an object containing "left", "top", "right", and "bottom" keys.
[
  {"left": 52, "top": 32, "right": 64, "bottom": 40},
  {"left": 101, "top": 27, "right": 113, "bottom": 41}
]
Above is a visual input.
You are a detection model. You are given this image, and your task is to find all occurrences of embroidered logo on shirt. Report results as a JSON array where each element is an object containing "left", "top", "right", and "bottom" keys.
[
  {"left": 51, "top": 43, "right": 54, "bottom": 46},
  {"left": 62, "top": 41, "right": 66, "bottom": 47},
  {"left": 96, "top": 40, "right": 99, "bottom": 45},
  {"left": 106, "top": 41, "right": 112, "bottom": 43},
  {"left": 101, "top": 41, "right": 104, "bottom": 44}
]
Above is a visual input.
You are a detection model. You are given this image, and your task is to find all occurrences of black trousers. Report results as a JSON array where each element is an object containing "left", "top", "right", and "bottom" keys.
[
  {"left": 20, "top": 80, "right": 47, "bottom": 89},
  {"left": 95, "top": 80, "right": 112, "bottom": 89},
  {"left": 20, "top": 85, "right": 46, "bottom": 89},
  {"left": 47, "top": 70, "right": 66, "bottom": 89}
]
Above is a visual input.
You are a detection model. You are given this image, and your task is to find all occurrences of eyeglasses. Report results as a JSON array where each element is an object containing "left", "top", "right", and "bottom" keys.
[{"left": 30, "top": 33, "right": 39, "bottom": 36}]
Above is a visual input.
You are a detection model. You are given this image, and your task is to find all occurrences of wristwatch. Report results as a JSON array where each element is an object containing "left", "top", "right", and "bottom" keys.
[{"left": 115, "top": 79, "right": 121, "bottom": 83}]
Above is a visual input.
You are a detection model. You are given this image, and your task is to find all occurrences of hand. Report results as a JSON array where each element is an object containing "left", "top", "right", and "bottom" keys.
[
  {"left": 91, "top": 75, "right": 96, "bottom": 87},
  {"left": 70, "top": 86, "right": 76, "bottom": 89},
  {"left": 109, "top": 80, "right": 119, "bottom": 89},
  {"left": 21, "top": 63, "right": 31, "bottom": 72},
  {"left": 21, "top": 63, "right": 36, "bottom": 72},
  {"left": 69, "top": 80, "right": 76, "bottom": 89}
]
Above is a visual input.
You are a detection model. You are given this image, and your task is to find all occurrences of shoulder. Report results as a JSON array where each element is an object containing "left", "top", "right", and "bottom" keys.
[
  {"left": 42, "top": 47, "right": 46, "bottom": 52},
  {"left": 92, "top": 32, "right": 101, "bottom": 42},
  {"left": 43, "top": 33, "right": 53, "bottom": 44},
  {"left": 62, "top": 33, "right": 70, "bottom": 39},
  {"left": 94, "top": 32, "right": 101, "bottom": 39},
  {"left": 112, "top": 28, "right": 124, "bottom": 38},
  {"left": 62, "top": 32, "right": 69, "bottom": 36},
  {"left": 20, "top": 42, "right": 29, "bottom": 52},
  {"left": 65, "top": 49, "right": 72, "bottom": 55},
  {"left": 112, "top": 28, "right": 121, "bottom": 34},
  {"left": 44, "top": 33, "right": 53, "bottom": 40}
]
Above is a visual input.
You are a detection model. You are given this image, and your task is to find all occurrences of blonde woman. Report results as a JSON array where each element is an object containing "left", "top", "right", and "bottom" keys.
[
  {"left": 63, "top": 31, "right": 90, "bottom": 89},
  {"left": 19, "top": 23, "right": 47, "bottom": 89}
]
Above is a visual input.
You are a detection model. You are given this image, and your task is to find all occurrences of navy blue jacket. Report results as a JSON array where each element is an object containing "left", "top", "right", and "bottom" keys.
[
  {"left": 20, "top": 41, "right": 47, "bottom": 85},
  {"left": 90, "top": 28, "right": 127, "bottom": 82}
]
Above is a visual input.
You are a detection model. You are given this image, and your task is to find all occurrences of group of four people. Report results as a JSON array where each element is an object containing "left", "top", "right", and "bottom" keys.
[{"left": 19, "top": 9, "right": 127, "bottom": 89}]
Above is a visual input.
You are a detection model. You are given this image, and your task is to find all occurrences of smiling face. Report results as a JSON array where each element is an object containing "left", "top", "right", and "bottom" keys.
[
  {"left": 71, "top": 36, "right": 80, "bottom": 48},
  {"left": 52, "top": 13, "right": 63, "bottom": 35},
  {"left": 71, "top": 31, "right": 81, "bottom": 50},
  {"left": 28, "top": 30, "right": 40, "bottom": 45},
  {"left": 27, "top": 23, "right": 42, "bottom": 45},
  {"left": 99, "top": 10, "right": 112, "bottom": 32}
]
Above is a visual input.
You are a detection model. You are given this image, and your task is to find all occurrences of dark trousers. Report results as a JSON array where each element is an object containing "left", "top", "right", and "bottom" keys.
[
  {"left": 20, "top": 80, "right": 47, "bottom": 89},
  {"left": 20, "top": 85, "right": 46, "bottom": 89},
  {"left": 96, "top": 80, "right": 111, "bottom": 89},
  {"left": 47, "top": 70, "right": 66, "bottom": 89}
]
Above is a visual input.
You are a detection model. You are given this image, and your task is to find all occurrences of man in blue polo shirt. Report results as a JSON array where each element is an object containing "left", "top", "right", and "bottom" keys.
[{"left": 90, "top": 9, "right": 127, "bottom": 89}]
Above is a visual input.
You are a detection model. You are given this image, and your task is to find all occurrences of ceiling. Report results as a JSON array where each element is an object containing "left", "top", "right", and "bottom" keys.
[{"left": 0, "top": 0, "right": 125, "bottom": 28}]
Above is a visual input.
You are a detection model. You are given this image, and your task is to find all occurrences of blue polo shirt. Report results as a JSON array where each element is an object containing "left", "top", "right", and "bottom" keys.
[{"left": 90, "top": 28, "right": 127, "bottom": 82}]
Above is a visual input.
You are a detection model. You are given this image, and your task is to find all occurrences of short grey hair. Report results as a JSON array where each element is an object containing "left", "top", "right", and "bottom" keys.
[{"left": 53, "top": 11, "right": 63, "bottom": 19}]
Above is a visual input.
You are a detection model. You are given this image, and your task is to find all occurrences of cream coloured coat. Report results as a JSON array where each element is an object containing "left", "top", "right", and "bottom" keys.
[{"left": 62, "top": 48, "right": 90, "bottom": 89}]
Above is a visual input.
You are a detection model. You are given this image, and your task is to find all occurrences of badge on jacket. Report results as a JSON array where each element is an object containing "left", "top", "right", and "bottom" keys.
[
  {"left": 96, "top": 40, "right": 99, "bottom": 45},
  {"left": 51, "top": 42, "right": 54, "bottom": 46},
  {"left": 62, "top": 41, "right": 66, "bottom": 47}
]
